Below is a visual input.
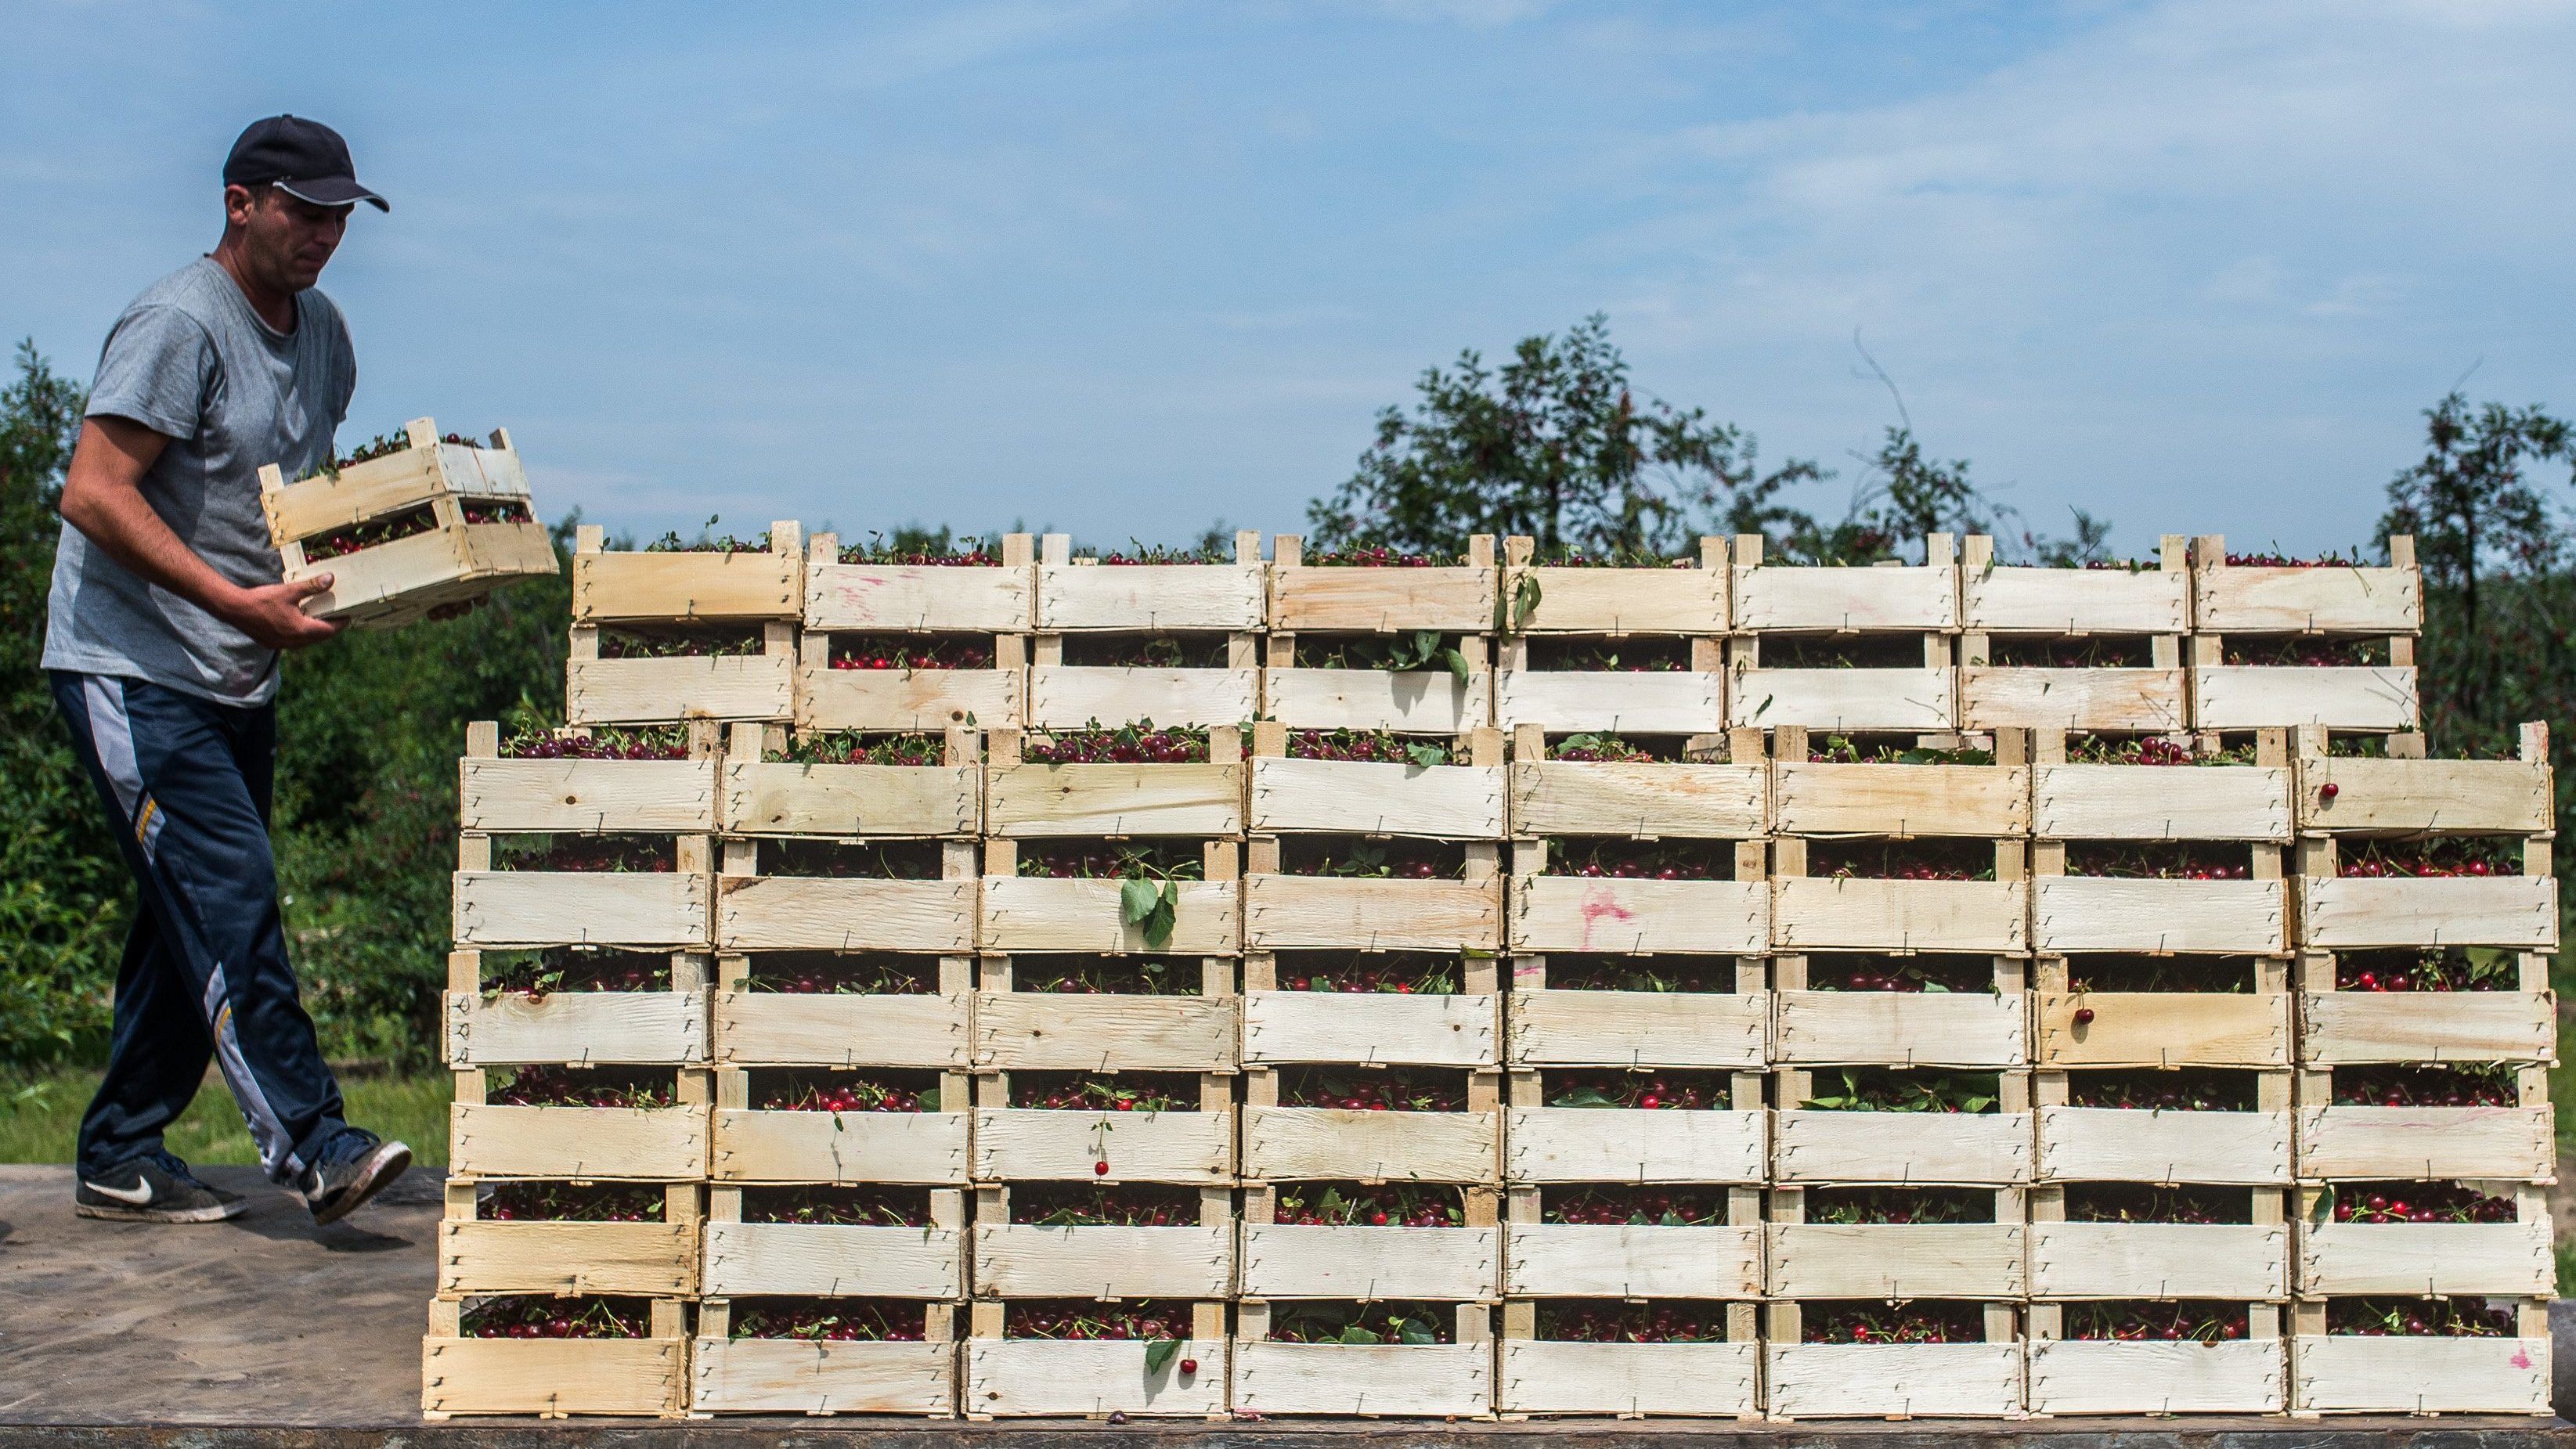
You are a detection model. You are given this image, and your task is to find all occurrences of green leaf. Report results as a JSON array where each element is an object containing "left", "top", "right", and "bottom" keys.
[
  {"left": 1513, "top": 573, "right": 1543, "bottom": 629},
  {"left": 1120, "top": 876, "right": 1160, "bottom": 925},
  {"left": 1920, "top": 980, "right": 1950, "bottom": 993},
  {"left": 1440, "top": 647, "right": 1470, "bottom": 683},
  {"left": 1405, "top": 741, "right": 1446, "bottom": 769},
  {"left": 1144, "top": 1338, "right": 1181, "bottom": 1375},
  {"left": 918, "top": 1086, "right": 940, "bottom": 1112},
  {"left": 1318, "top": 1187, "right": 1348, "bottom": 1220},
  {"left": 1548, "top": 1086, "right": 1619, "bottom": 1108},
  {"left": 1398, "top": 1315, "right": 1438, "bottom": 1346},
  {"left": 1339, "top": 1325, "right": 1379, "bottom": 1346}
]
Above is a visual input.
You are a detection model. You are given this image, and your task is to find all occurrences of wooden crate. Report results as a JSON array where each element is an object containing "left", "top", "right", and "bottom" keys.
[
  {"left": 1500, "top": 1218, "right": 1763, "bottom": 1301},
  {"left": 1957, "top": 535, "right": 2191, "bottom": 734},
  {"left": 1267, "top": 533, "right": 1497, "bottom": 633},
  {"left": 963, "top": 1322, "right": 1228, "bottom": 1418},
  {"left": 445, "top": 953, "right": 709, "bottom": 1069},
  {"left": 1239, "top": 1193, "right": 1498, "bottom": 1302},
  {"left": 2029, "top": 728, "right": 2293, "bottom": 957},
  {"left": 572, "top": 522, "right": 803, "bottom": 624},
  {"left": 259, "top": 419, "right": 557, "bottom": 629},
  {"left": 2026, "top": 1335, "right": 2286, "bottom": 1415},
  {"left": 971, "top": 1100, "right": 1234, "bottom": 1187},
  {"left": 1510, "top": 874, "right": 1767, "bottom": 958},
  {"left": 2033, "top": 1105, "right": 2293, "bottom": 1184},
  {"left": 1492, "top": 536, "right": 1726, "bottom": 738},
  {"left": 1026, "top": 531, "right": 1262, "bottom": 730},
  {"left": 1771, "top": 879, "right": 2027, "bottom": 956},
  {"left": 1232, "top": 1303, "right": 1494, "bottom": 1418},
  {"left": 1239, "top": 1102, "right": 1500, "bottom": 1186},
  {"left": 1504, "top": 1103, "right": 1768, "bottom": 1187},
  {"left": 710, "top": 1104, "right": 970, "bottom": 1188},
  {"left": 1263, "top": 536, "right": 1496, "bottom": 734},
  {"left": 449, "top": 1059, "right": 712, "bottom": 1183},
  {"left": 1763, "top": 1335, "right": 2023, "bottom": 1418},
  {"left": 799, "top": 531, "right": 1032, "bottom": 732},
  {"left": 1496, "top": 1338, "right": 1759, "bottom": 1419},
  {"left": 1250, "top": 753, "right": 1506, "bottom": 842},
  {"left": 716, "top": 841, "right": 976, "bottom": 957},
  {"left": 720, "top": 744, "right": 980, "bottom": 840},
  {"left": 1766, "top": 1180, "right": 2026, "bottom": 1302},
  {"left": 1243, "top": 875, "right": 1503, "bottom": 955},
  {"left": 1770, "top": 1106, "right": 2033, "bottom": 1187},
  {"left": 2188, "top": 535, "right": 2420, "bottom": 734},
  {"left": 424, "top": 1299, "right": 688, "bottom": 1418},
  {"left": 1509, "top": 756, "right": 1766, "bottom": 841},
  {"left": 437, "top": 1176, "right": 701, "bottom": 1299},
  {"left": 987, "top": 726, "right": 1243, "bottom": 839},
  {"left": 699, "top": 1217, "right": 964, "bottom": 1300},
  {"left": 2290, "top": 1304, "right": 2550, "bottom": 1415},
  {"left": 461, "top": 753, "right": 721, "bottom": 838},
  {"left": 2296, "top": 875, "right": 2558, "bottom": 952},
  {"left": 1772, "top": 989, "right": 2026, "bottom": 1071},
  {"left": 2296, "top": 1188, "right": 2553, "bottom": 1297},
  {"left": 2297, "top": 987, "right": 2556, "bottom": 1065},
  {"left": 2028, "top": 1220, "right": 2289, "bottom": 1299},
  {"left": 2297, "top": 727, "right": 2552, "bottom": 837},
  {"left": 693, "top": 1300, "right": 957, "bottom": 1416},
  {"left": 454, "top": 869, "right": 711, "bottom": 950},
  {"left": 2296, "top": 1098, "right": 2554, "bottom": 1181},
  {"left": 1243, "top": 989, "right": 1497, "bottom": 1070},
  {"left": 981, "top": 842, "right": 1241, "bottom": 957},
  {"left": 975, "top": 1220, "right": 1236, "bottom": 1302},
  {"left": 1728, "top": 533, "right": 1959, "bottom": 732}
]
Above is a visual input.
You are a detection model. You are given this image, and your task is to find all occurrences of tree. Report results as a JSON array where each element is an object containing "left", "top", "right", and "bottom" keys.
[
  {"left": 1306, "top": 315, "right": 1824, "bottom": 560},
  {"left": 2380, "top": 393, "right": 2573, "bottom": 740},
  {"left": 0, "top": 341, "right": 127, "bottom": 1061}
]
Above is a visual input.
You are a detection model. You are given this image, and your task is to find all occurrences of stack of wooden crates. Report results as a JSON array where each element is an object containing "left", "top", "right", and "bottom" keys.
[{"left": 425, "top": 528, "right": 2556, "bottom": 1420}]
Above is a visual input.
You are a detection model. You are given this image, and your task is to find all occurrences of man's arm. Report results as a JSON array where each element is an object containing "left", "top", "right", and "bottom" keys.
[{"left": 57, "top": 415, "right": 344, "bottom": 650}]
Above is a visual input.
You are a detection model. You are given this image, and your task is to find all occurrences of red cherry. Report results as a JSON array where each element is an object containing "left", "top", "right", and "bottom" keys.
[
  {"left": 1093, "top": 1160, "right": 1111, "bottom": 1176},
  {"left": 2073, "top": 1007, "right": 2096, "bottom": 1025},
  {"left": 2319, "top": 782, "right": 2339, "bottom": 802},
  {"left": 1178, "top": 1358, "right": 1199, "bottom": 1375}
]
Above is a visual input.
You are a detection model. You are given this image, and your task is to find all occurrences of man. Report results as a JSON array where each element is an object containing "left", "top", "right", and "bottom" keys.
[{"left": 45, "top": 115, "right": 413, "bottom": 1226}]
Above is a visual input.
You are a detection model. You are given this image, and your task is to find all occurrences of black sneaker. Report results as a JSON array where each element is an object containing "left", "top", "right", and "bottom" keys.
[
  {"left": 299, "top": 1128, "right": 412, "bottom": 1225},
  {"left": 74, "top": 1152, "right": 247, "bottom": 1224}
]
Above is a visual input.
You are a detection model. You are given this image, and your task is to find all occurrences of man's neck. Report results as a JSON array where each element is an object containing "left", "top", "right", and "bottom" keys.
[{"left": 210, "top": 240, "right": 297, "bottom": 333}]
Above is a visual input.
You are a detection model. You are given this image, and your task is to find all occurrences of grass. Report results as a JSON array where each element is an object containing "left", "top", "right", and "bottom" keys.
[{"left": 0, "top": 1067, "right": 449, "bottom": 1167}]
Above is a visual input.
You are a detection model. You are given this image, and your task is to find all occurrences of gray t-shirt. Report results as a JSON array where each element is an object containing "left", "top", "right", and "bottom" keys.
[{"left": 42, "top": 257, "right": 356, "bottom": 704}]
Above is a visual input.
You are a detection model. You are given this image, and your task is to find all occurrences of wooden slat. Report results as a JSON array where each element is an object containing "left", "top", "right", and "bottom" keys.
[
  {"left": 2188, "top": 667, "right": 2419, "bottom": 732},
  {"left": 1773, "top": 762, "right": 2030, "bottom": 837},
  {"left": 1503, "top": 564, "right": 1727, "bottom": 634},
  {"left": 965, "top": 1339, "right": 1228, "bottom": 1418},
  {"left": 574, "top": 550, "right": 800, "bottom": 623},
  {"left": 2300, "top": 1220, "right": 2552, "bottom": 1296},
  {"left": 2195, "top": 564, "right": 2421, "bottom": 633},
  {"left": 2295, "top": 1105, "right": 2553, "bottom": 1180},
  {"left": 1231, "top": 1342, "right": 1492, "bottom": 1418},
  {"left": 1763, "top": 1343, "right": 2024, "bottom": 1418},
  {"left": 2032, "top": 763, "right": 2293, "bottom": 841},
  {"left": 1249, "top": 758, "right": 1506, "bottom": 838},
  {"left": 1262, "top": 668, "right": 1492, "bottom": 734},
  {"left": 2298, "top": 990, "right": 2555, "bottom": 1065},
  {"left": 453, "top": 871, "right": 709, "bottom": 949},
  {"left": 449, "top": 1104, "right": 709, "bottom": 1180},
  {"left": 1957, "top": 666, "right": 2188, "bottom": 734},
  {"left": 971, "top": 1108, "right": 1232, "bottom": 1184},
  {"left": 438, "top": 1220, "right": 697, "bottom": 1296},
  {"left": 987, "top": 761, "right": 1241, "bottom": 837},
  {"left": 976, "top": 993, "right": 1237, "bottom": 1072},
  {"left": 1499, "top": 1223, "right": 1762, "bottom": 1298},
  {"left": 979, "top": 878, "right": 1239, "bottom": 955},
  {"left": 1239, "top": 1106, "right": 1498, "bottom": 1183},
  {"left": 1497, "top": 1341, "right": 1759, "bottom": 1418},
  {"left": 974, "top": 1223, "right": 1234, "bottom": 1299},
  {"left": 265, "top": 447, "right": 445, "bottom": 542},
  {"left": 422, "top": 1337, "right": 682, "bottom": 1418},
  {"left": 1728, "top": 666, "right": 1955, "bottom": 732},
  {"left": 2291, "top": 1335, "right": 2549, "bottom": 1415},
  {"left": 1770, "top": 878, "right": 2028, "bottom": 954},
  {"left": 1502, "top": 1107, "right": 1766, "bottom": 1184},
  {"left": 2026, "top": 1222, "right": 2288, "bottom": 1298},
  {"left": 1269, "top": 565, "right": 1496, "bottom": 633},
  {"left": 1025, "top": 666, "right": 1260, "bottom": 731},
  {"left": 1771, "top": 1109, "right": 2033, "bottom": 1185},
  {"left": 715, "top": 990, "right": 971, "bottom": 1069},
  {"left": 690, "top": 1338, "right": 955, "bottom": 1416},
  {"left": 1506, "top": 989, "right": 1766, "bottom": 1069},
  {"left": 1961, "top": 565, "right": 2188, "bottom": 634},
  {"left": 1772, "top": 989, "right": 2027, "bottom": 1069},
  {"left": 1242, "top": 876, "right": 1503, "bottom": 953},
  {"left": 723, "top": 760, "right": 978, "bottom": 837},
  {"left": 1237, "top": 1224, "right": 1498, "bottom": 1299},
  {"left": 1766, "top": 1223, "right": 2025, "bottom": 1298},
  {"left": 566, "top": 655, "right": 796, "bottom": 726},
  {"left": 2300, "top": 756, "right": 2552, "bottom": 835},
  {"left": 2033, "top": 1106, "right": 2292, "bottom": 1184},
  {"left": 804, "top": 561, "right": 1031, "bottom": 632},
  {"left": 709, "top": 1108, "right": 969, "bottom": 1185},
  {"left": 1037, "top": 560, "right": 1264, "bottom": 630},
  {"left": 2297, "top": 876, "right": 2558, "bottom": 950},
  {"left": 700, "top": 1220, "right": 962, "bottom": 1297},
  {"left": 445, "top": 989, "right": 708, "bottom": 1066},
  {"left": 1241, "top": 990, "right": 1498, "bottom": 1068},
  {"left": 1508, "top": 878, "right": 1767, "bottom": 956},
  {"left": 795, "top": 665, "right": 1021, "bottom": 734},
  {"left": 296, "top": 525, "right": 474, "bottom": 622},
  {"left": 2033, "top": 992, "right": 2291, "bottom": 1069},
  {"left": 2027, "top": 1339, "right": 2284, "bottom": 1415},
  {"left": 2031, "top": 878, "right": 2287, "bottom": 955},
  {"left": 461, "top": 758, "right": 719, "bottom": 834},
  {"left": 1734, "top": 564, "right": 1958, "bottom": 631},
  {"left": 1492, "top": 670, "right": 1723, "bottom": 735},
  {"left": 716, "top": 877, "right": 974, "bottom": 953},
  {"left": 1509, "top": 760, "right": 1766, "bottom": 838}
]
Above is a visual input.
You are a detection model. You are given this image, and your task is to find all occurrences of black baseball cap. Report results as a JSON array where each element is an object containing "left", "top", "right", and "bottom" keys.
[{"left": 222, "top": 114, "right": 388, "bottom": 211}]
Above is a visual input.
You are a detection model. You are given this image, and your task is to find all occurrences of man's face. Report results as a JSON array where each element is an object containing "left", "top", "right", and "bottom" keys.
[{"left": 225, "top": 184, "right": 352, "bottom": 292}]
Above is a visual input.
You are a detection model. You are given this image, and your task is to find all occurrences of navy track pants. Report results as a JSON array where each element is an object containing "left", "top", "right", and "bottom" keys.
[{"left": 50, "top": 671, "right": 345, "bottom": 1184}]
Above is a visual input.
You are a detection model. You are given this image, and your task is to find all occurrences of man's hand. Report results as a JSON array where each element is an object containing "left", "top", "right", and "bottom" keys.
[{"left": 224, "top": 575, "right": 348, "bottom": 649}]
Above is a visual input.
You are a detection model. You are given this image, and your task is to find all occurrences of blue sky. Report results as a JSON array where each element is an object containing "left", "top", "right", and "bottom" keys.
[{"left": 5, "top": 1, "right": 2571, "bottom": 555}]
